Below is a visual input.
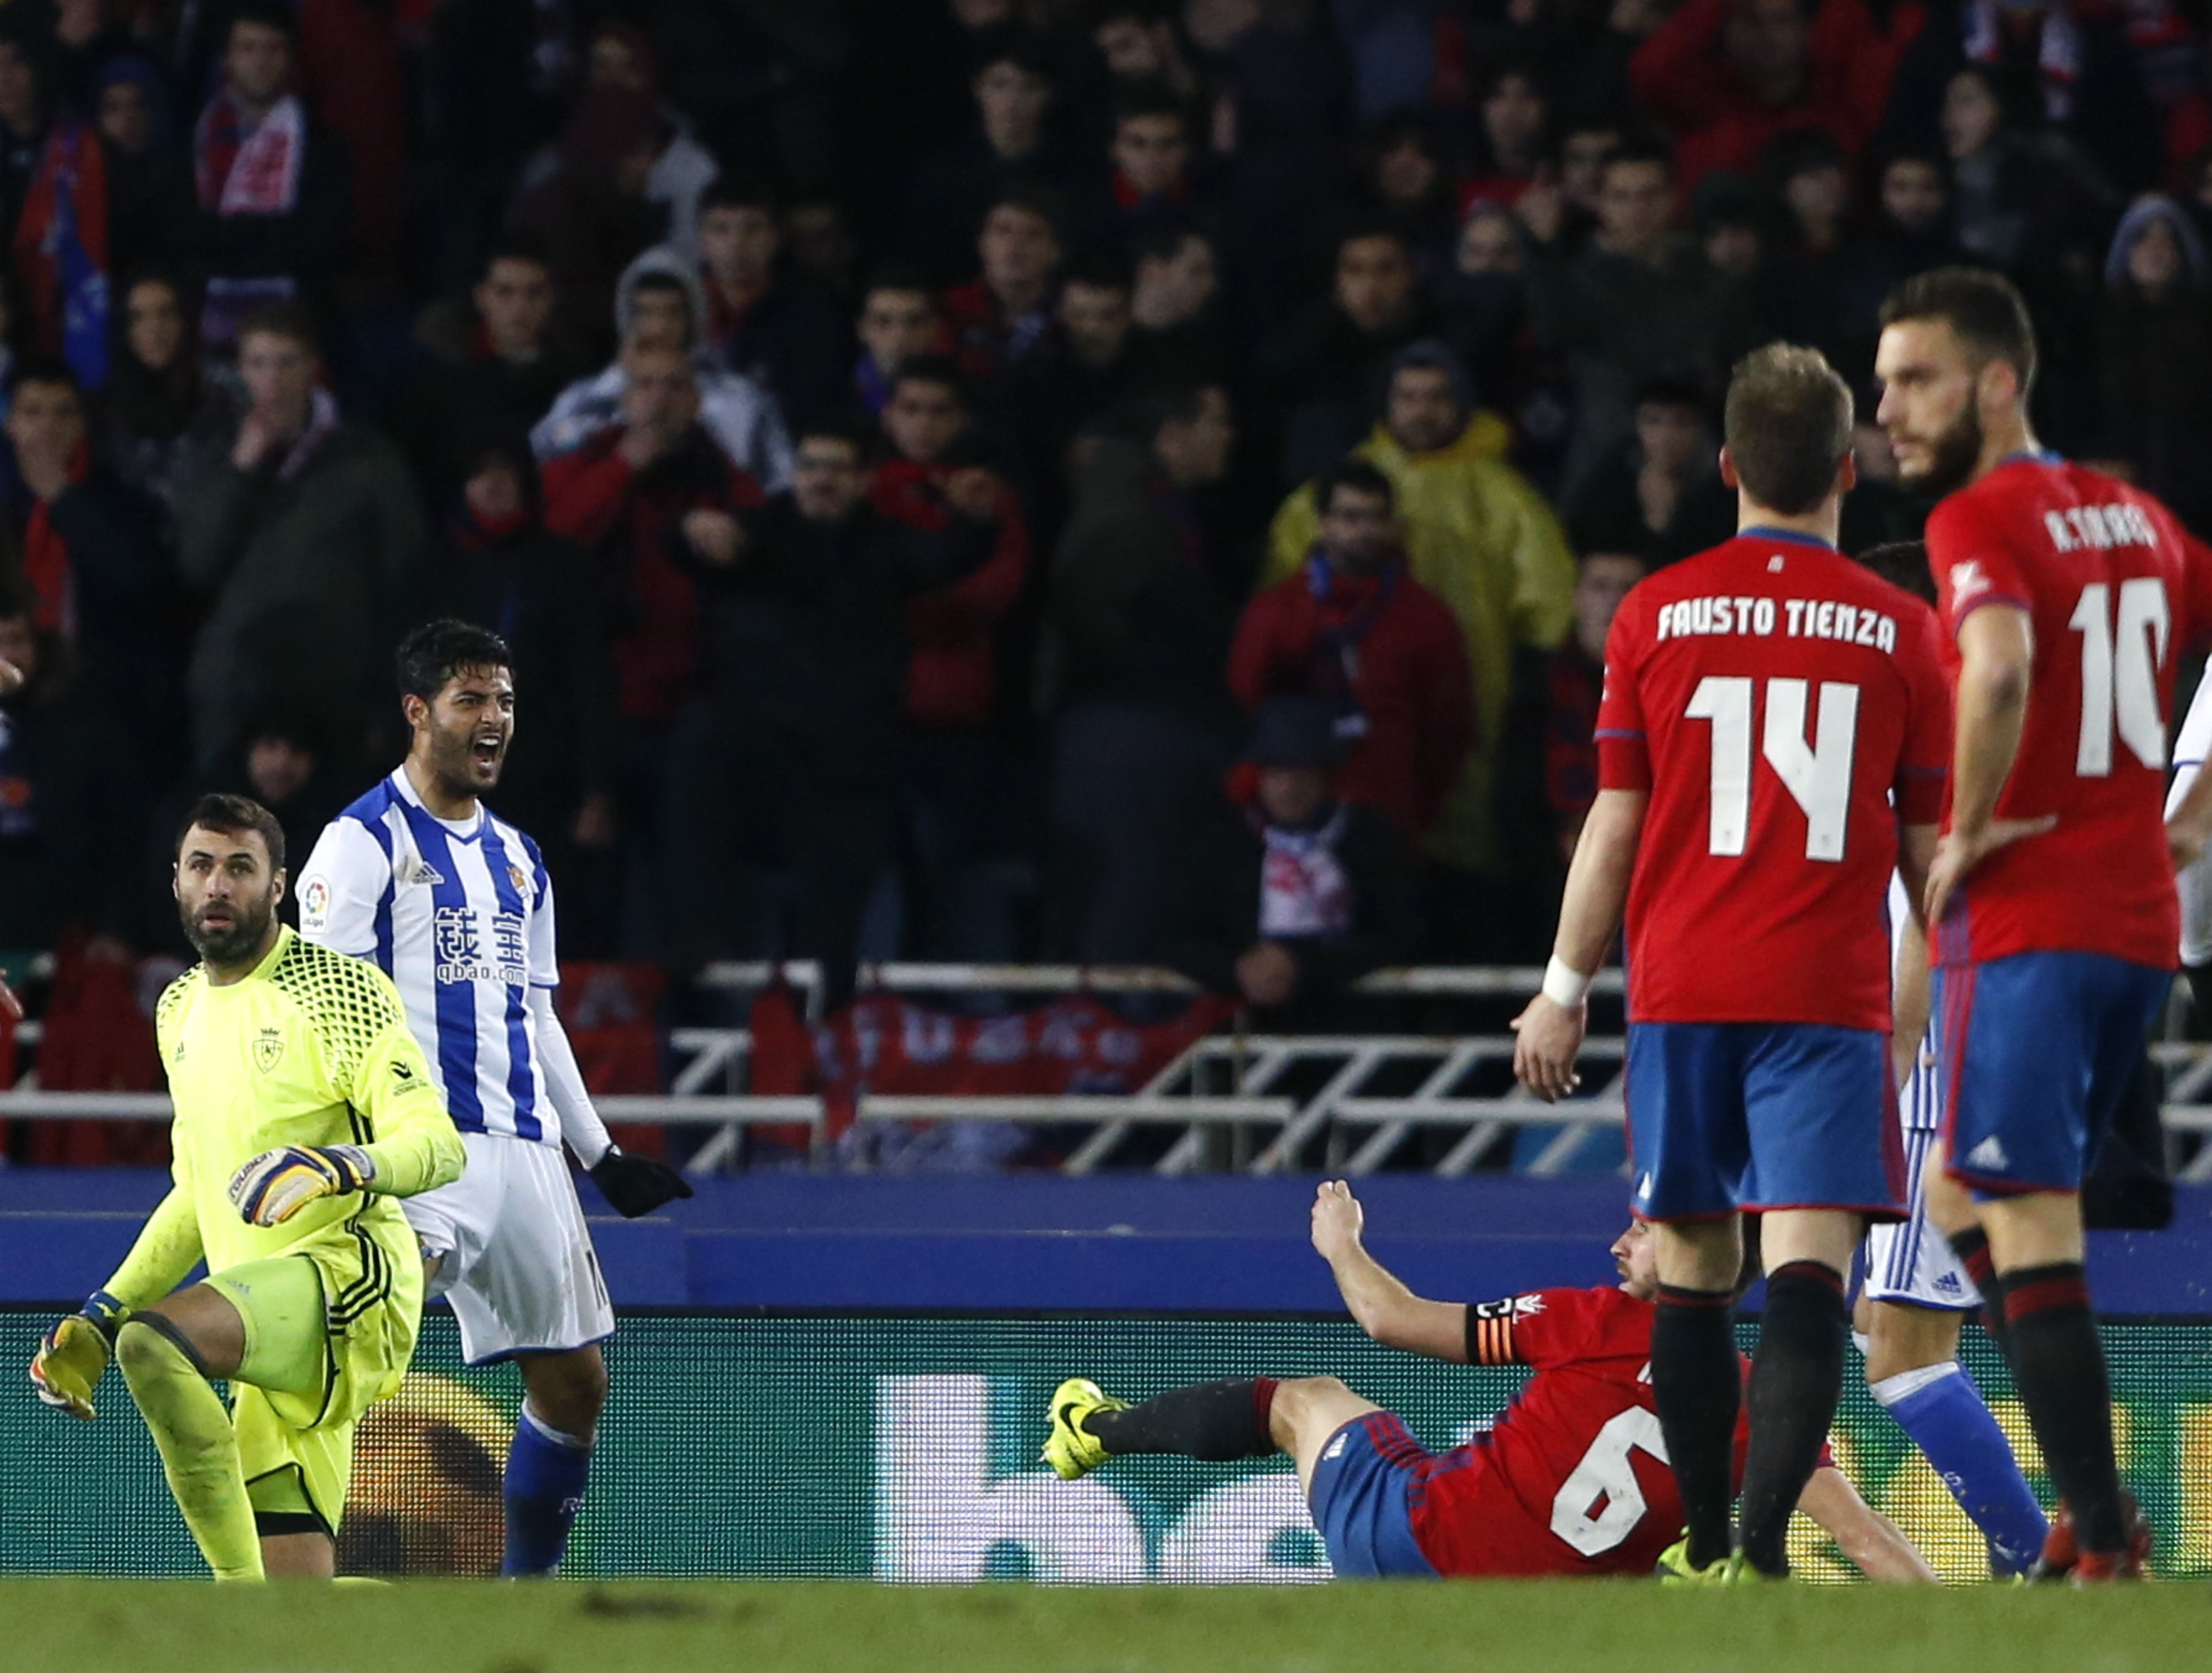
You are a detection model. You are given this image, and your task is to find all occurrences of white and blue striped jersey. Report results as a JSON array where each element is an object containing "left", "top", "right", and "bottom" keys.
[
  {"left": 1888, "top": 874, "right": 1940, "bottom": 1133},
  {"left": 298, "top": 769, "right": 560, "bottom": 1146}
]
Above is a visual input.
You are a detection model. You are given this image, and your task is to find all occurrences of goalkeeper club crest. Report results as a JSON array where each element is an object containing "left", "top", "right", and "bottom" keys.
[{"left": 254, "top": 1028, "right": 285, "bottom": 1074}]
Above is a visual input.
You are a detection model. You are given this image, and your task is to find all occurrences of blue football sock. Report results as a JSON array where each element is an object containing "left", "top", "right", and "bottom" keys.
[
  {"left": 502, "top": 1404, "right": 593, "bottom": 1577},
  {"left": 1873, "top": 1362, "right": 2048, "bottom": 1575}
]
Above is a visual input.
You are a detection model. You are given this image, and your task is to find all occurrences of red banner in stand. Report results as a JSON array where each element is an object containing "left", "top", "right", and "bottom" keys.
[{"left": 747, "top": 985, "right": 1233, "bottom": 1137}]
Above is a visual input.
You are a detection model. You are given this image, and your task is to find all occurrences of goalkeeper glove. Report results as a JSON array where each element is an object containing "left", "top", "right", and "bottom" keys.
[
  {"left": 228, "top": 1144, "right": 376, "bottom": 1227},
  {"left": 30, "top": 1291, "right": 127, "bottom": 1420},
  {"left": 587, "top": 1147, "right": 695, "bottom": 1218}
]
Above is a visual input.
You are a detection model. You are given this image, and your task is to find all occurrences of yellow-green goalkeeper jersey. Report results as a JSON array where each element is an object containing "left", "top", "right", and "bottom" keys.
[{"left": 103, "top": 926, "right": 465, "bottom": 1318}]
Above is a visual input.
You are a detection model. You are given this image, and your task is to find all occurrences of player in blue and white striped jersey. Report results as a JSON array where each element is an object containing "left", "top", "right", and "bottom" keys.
[
  {"left": 1852, "top": 541, "right": 2047, "bottom": 1577},
  {"left": 297, "top": 620, "right": 691, "bottom": 1576}
]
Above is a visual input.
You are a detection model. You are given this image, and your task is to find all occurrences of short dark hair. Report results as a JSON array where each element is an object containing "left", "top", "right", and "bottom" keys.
[
  {"left": 1316, "top": 459, "right": 1394, "bottom": 515},
  {"left": 1599, "top": 137, "right": 1673, "bottom": 182},
  {"left": 1061, "top": 252, "right": 1134, "bottom": 293},
  {"left": 479, "top": 234, "right": 551, "bottom": 279},
  {"left": 1878, "top": 265, "right": 2038, "bottom": 391},
  {"left": 860, "top": 263, "right": 936, "bottom": 304},
  {"left": 701, "top": 174, "right": 778, "bottom": 217},
  {"left": 794, "top": 414, "right": 873, "bottom": 456},
  {"left": 227, "top": 0, "right": 297, "bottom": 45},
  {"left": 1723, "top": 343, "right": 1853, "bottom": 516},
  {"left": 396, "top": 619, "right": 514, "bottom": 706},
  {"left": 1113, "top": 82, "right": 1186, "bottom": 130},
  {"left": 9, "top": 356, "right": 80, "bottom": 400},
  {"left": 887, "top": 353, "right": 965, "bottom": 402},
  {"left": 236, "top": 299, "right": 319, "bottom": 356},
  {"left": 1337, "top": 217, "right": 1412, "bottom": 259},
  {"left": 1856, "top": 540, "right": 1937, "bottom": 606},
  {"left": 1129, "top": 383, "right": 1220, "bottom": 440},
  {"left": 983, "top": 180, "right": 1065, "bottom": 236},
  {"left": 178, "top": 793, "right": 286, "bottom": 874}
]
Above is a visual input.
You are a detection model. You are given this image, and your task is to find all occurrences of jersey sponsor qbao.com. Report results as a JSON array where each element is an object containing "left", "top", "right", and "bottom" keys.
[
  {"left": 297, "top": 769, "right": 560, "bottom": 1146},
  {"left": 1927, "top": 456, "right": 2212, "bottom": 970},
  {"left": 1596, "top": 532, "right": 1952, "bottom": 1030}
]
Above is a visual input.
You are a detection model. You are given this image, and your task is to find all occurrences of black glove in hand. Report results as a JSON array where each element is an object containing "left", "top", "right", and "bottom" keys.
[{"left": 587, "top": 1147, "right": 695, "bottom": 1218}]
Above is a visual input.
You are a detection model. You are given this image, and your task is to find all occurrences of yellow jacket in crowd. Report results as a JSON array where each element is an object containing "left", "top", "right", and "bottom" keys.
[{"left": 1266, "top": 415, "right": 1577, "bottom": 874}]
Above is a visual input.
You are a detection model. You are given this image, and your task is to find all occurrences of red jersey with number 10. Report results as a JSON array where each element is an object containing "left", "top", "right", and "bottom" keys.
[
  {"left": 1409, "top": 1285, "right": 1758, "bottom": 1578},
  {"left": 1597, "top": 533, "right": 1953, "bottom": 1030},
  {"left": 1925, "top": 456, "right": 2212, "bottom": 970}
]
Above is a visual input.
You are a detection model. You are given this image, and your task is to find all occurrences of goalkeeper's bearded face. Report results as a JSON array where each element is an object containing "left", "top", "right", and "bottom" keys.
[{"left": 176, "top": 824, "right": 283, "bottom": 964}]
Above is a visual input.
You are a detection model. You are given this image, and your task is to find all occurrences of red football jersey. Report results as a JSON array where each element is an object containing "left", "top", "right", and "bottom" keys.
[
  {"left": 1410, "top": 1286, "right": 1756, "bottom": 1578},
  {"left": 1597, "top": 531, "right": 1952, "bottom": 1029},
  {"left": 1925, "top": 457, "right": 2212, "bottom": 969}
]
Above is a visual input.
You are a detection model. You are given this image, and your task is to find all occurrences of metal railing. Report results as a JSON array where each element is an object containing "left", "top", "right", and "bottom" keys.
[{"left": 5, "top": 964, "right": 2208, "bottom": 1180}]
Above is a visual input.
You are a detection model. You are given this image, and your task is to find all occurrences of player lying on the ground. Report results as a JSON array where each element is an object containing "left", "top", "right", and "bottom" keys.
[
  {"left": 1044, "top": 1181, "right": 1933, "bottom": 1582},
  {"left": 28, "top": 795, "right": 465, "bottom": 1580}
]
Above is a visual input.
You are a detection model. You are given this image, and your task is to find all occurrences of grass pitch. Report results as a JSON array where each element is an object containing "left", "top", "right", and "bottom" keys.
[{"left": 6, "top": 1579, "right": 2206, "bottom": 1673}]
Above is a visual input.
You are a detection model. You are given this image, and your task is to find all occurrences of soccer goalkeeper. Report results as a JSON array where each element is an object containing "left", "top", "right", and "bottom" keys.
[{"left": 28, "top": 794, "right": 464, "bottom": 1580}]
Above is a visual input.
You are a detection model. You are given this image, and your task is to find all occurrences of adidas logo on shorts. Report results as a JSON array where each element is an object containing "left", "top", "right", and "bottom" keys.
[{"left": 1965, "top": 1136, "right": 2009, "bottom": 1170}]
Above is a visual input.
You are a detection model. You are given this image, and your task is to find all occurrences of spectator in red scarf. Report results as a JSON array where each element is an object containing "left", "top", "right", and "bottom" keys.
[
  {"left": 5, "top": 357, "right": 185, "bottom": 780},
  {"left": 943, "top": 183, "right": 1063, "bottom": 385},
  {"left": 696, "top": 177, "right": 852, "bottom": 433},
  {"left": 1228, "top": 460, "right": 1472, "bottom": 848},
  {"left": 870, "top": 355, "right": 1030, "bottom": 956},
  {"left": 189, "top": 0, "right": 352, "bottom": 350},
  {"left": 292, "top": 0, "right": 407, "bottom": 304},
  {"left": 2, "top": 27, "right": 122, "bottom": 386}
]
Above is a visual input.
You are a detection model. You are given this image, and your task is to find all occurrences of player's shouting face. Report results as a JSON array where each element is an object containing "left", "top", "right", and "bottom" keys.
[
  {"left": 409, "top": 663, "right": 516, "bottom": 801},
  {"left": 1874, "top": 318, "right": 1989, "bottom": 498},
  {"left": 176, "top": 823, "right": 284, "bottom": 966}
]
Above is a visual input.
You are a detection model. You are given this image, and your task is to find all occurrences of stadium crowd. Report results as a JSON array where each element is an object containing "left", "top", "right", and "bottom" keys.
[{"left": 2, "top": 0, "right": 2209, "bottom": 1022}]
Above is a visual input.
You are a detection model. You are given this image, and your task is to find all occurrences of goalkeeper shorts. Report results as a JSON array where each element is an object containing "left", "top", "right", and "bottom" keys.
[{"left": 202, "top": 1255, "right": 354, "bottom": 1537}]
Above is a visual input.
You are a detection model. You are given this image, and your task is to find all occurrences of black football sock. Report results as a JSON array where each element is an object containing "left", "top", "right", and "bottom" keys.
[
  {"left": 2004, "top": 1264, "right": 2128, "bottom": 1555},
  {"left": 1651, "top": 1284, "right": 1740, "bottom": 1570},
  {"left": 1738, "top": 1261, "right": 1849, "bottom": 1577},
  {"left": 1947, "top": 1224, "right": 2009, "bottom": 1355},
  {"left": 1082, "top": 1378, "right": 1280, "bottom": 1461}
]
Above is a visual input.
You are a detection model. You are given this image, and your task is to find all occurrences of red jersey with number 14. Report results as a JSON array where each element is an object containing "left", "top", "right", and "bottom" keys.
[
  {"left": 1925, "top": 456, "right": 2212, "bottom": 970},
  {"left": 1409, "top": 1285, "right": 1760, "bottom": 1578},
  {"left": 1597, "top": 533, "right": 1952, "bottom": 1030}
]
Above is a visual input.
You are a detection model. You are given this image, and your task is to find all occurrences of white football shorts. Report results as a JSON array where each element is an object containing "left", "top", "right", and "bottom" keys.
[
  {"left": 403, "top": 1131, "right": 615, "bottom": 1363},
  {"left": 1862, "top": 1045, "right": 1976, "bottom": 1311}
]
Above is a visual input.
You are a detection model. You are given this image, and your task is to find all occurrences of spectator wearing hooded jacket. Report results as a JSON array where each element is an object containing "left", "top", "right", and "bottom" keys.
[
  {"left": 1267, "top": 344, "right": 1572, "bottom": 944},
  {"left": 532, "top": 244, "right": 794, "bottom": 491},
  {"left": 2097, "top": 195, "right": 2212, "bottom": 533},
  {"left": 1230, "top": 460, "right": 1472, "bottom": 849}
]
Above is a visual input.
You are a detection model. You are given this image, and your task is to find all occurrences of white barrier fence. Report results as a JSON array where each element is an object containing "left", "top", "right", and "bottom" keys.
[{"left": 6, "top": 964, "right": 2209, "bottom": 1180}]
